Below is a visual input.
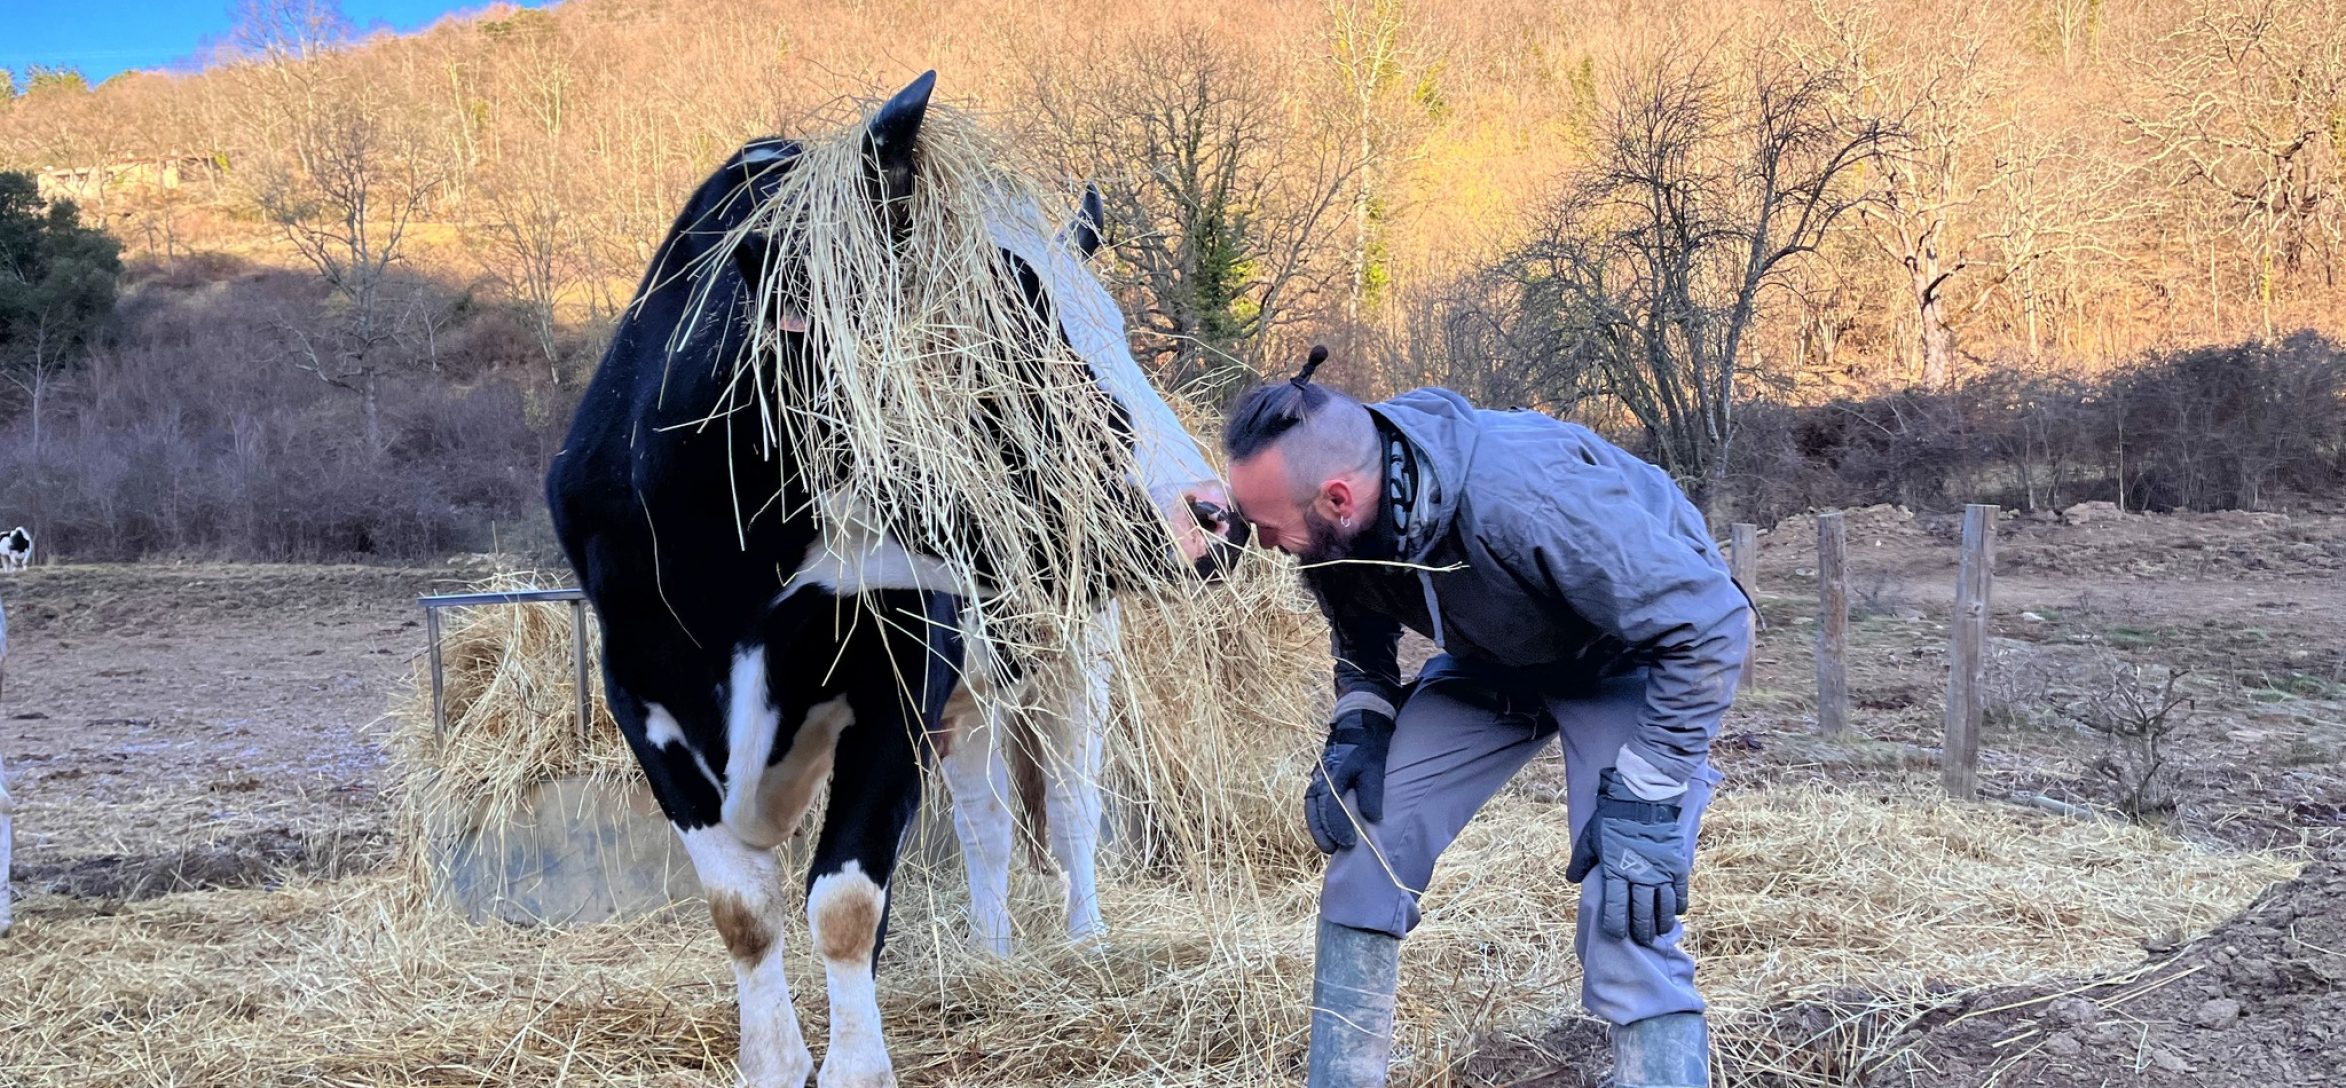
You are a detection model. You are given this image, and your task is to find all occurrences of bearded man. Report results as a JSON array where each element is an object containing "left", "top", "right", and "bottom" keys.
[{"left": 1216, "top": 354, "right": 1751, "bottom": 1088}]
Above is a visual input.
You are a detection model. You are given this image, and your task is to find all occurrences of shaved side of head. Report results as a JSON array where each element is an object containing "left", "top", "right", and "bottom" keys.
[{"left": 1222, "top": 381, "right": 1379, "bottom": 498}]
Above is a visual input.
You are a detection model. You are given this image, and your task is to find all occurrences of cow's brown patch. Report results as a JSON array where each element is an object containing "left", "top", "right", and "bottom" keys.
[
  {"left": 735, "top": 698, "right": 854, "bottom": 850},
  {"left": 935, "top": 682, "right": 978, "bottom": 758},
  {"left": 811, "top": 876, "right": 881, "bottom": 965},
  {"left": 708, "top": 890, "right": 774, "bottom": 963}
]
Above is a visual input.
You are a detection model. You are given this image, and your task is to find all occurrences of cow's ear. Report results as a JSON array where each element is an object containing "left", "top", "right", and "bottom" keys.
[
  {"left": 862, "top": 70, "right": 935, "bottom": 241},
  {"left": 729, "top": 237, "right": 810, "bottom": 336},
  {"left": 718, "top": 139, "right": 796, "bottom": 317},
  {"left": 1070, "top": 182, "right": 1106, "bottom": 260}
]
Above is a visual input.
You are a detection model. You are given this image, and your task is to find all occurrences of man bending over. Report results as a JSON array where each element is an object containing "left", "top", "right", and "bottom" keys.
[{"left": 1218, "top": 355, "right": 1751, "bottom": 1088}]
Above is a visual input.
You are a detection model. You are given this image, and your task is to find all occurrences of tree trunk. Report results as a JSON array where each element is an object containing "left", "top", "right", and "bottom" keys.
[
  {"left": 28, "top": 370, "right": 44, "bottom": 459},
  {"left": 1910, "top": 250, "right": 1955, "bottom": 389},
  {"left": 361, "top": 372, "right": 384, "bottom": 453},
  {"left": 1921, "top": 307, "right": 1954, "bottom": 389}
]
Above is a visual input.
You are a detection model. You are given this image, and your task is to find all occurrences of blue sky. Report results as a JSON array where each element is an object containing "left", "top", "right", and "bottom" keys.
[{"left": 0, "top": 1, "right": 557, "bottom": 88}]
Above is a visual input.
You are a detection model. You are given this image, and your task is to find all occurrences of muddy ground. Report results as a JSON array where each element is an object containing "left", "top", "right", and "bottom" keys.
[{"left": 2, "top": 510, "right": 2341, "bottom": 1084}]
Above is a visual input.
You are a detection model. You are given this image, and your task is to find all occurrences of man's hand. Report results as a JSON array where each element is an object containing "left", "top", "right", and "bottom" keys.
[
  {"left": 1304, "top": 705, "right": 1395, "bottom": 853},
  {"left": 1566, "top": 768, "right": 1691, "bottom": 945}
]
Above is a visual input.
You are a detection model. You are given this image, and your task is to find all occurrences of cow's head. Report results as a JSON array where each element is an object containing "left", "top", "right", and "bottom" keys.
[{"left": 716, "top": 72, "right": 1244, "bottom": 590}]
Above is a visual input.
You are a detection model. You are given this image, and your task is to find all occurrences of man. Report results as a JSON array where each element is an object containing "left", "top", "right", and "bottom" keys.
[{"left": 1218, "top": 353, "right": 1750, "bottom": 1088}]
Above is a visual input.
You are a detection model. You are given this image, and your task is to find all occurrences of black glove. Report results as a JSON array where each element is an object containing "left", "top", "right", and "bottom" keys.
[
  {"left": 1566, "top": 767, "right": 1691, "bottom": 946},
  {"left": 1303, "top": 706, "right": 1395, "bottom": 854}
]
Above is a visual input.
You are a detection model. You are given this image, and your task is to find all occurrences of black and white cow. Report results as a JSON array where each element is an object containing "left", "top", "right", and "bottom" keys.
[
  {"left": 0, "top": 527, "right": 32, "bottom": 572},
  {"left": 546, "top": 72, "right": 1236, "bottom": 1088}
]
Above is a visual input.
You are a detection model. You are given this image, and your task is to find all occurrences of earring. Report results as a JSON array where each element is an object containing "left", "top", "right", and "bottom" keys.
[{"left": 1341, "top": 515, "right": 1353, "bottom": 529}]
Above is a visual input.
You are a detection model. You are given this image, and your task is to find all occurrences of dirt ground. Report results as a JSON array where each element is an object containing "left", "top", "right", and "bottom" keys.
[
  {"left": 1, "top": 510, "right": 2340, "bottom": 1085},
  {"left": 0, "top": 562, "right": 480, "bottom": 898}
]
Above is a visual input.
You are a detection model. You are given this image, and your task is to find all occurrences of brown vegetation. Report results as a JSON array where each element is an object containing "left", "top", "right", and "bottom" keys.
[{"left": 0, "top": 0, "right": 2341, "bottom": 557}]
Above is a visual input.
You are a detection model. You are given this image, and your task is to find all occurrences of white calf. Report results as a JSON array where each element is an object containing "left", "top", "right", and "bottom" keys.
[
  {"left": 937, "top": 605, "right": 1115, "bottom": 954},
  {"left": 0, "top": 528, "right": 30, "bottom": 573}
]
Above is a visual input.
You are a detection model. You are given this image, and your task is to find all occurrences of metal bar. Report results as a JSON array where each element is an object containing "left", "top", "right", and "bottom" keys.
[
  {"left": 425, "top": 605, "right": 447, "bottom": 734},
  {"left": 417, "top": 588, "right": 586, "bottom": 609},
  {"left": 569, "top": 598, "right": 592, "bottom": 742}
]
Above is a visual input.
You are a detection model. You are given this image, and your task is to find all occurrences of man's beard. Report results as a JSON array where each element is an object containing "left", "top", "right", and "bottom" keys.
[{"left": 1295, "top": 505, "right": 1366, "bottom": 566}]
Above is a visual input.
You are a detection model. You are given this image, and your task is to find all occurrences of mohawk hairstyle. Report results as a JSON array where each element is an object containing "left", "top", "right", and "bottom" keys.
[
  {"left": 1223, "top": 345, "right": 1349, "bottom": 460},
  {"left": 1221, "top": 346, "right": 1378, "bottom": 503}
]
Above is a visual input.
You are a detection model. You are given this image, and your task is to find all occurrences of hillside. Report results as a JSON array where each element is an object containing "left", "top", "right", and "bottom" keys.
[{"left": 0, "top": 0, "right": 2341, "bottom": 562}]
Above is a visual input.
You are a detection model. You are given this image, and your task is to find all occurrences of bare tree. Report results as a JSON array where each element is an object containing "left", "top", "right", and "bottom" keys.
[
  {"left": 1801, "top": 0, "right": 2031, "bottom": 388},
  {"left": 476, "top": 15, "right": 582, "bottom": 380},
  {"left": 1984, "top": 120, "right": 2143, "bottom": 362},
  {"left": 235, "top": 0, "right": 444, "bottom": 450},
  {"left": 1030, "top": 28, "right": 1358, "bottom": 399},
  {"left": 1325, "top": 0, "right": 1440, "bottom": 329},
  {"left": 1494, "top": 51, "right": 1882, "bottom": 514},
  {"left": 2124, "top": 0, "right": 2346, "bottom": 338},
  {"left": 2061, "top": 659, "right": 2193, "bottom": 823}
]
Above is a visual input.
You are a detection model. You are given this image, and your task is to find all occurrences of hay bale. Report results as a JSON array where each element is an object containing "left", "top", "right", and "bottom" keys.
[{"left": 385, "top": 572, "right": 646, "bottom": 902}]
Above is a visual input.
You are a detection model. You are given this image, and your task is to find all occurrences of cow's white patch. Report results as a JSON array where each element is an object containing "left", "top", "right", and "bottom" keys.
[
  {"left": 643, "top": 702, "right": 721, "bottom": 789},
  {"left": 721, "top": 647, "right": 779, "bottom": 831},
  {"left": 938, "top": 690, "right": 1015, "bottom": 956},
  {"left": 644, "top": 703, "right": 688, "bottom": 749},
  {"left": 986, "top": 203, "right": 1217, "bottom": 505},
  {"left": 678, "top": 825, "right": 811, "bottom": 1088},
  {"left": 784, "top": 494, "right": 972, "bottom": 597},
  {"left": 808, "top": 861, "right": 894, "bottom": 1087}
]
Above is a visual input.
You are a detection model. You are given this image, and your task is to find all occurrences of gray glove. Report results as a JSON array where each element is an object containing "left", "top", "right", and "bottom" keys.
[
  {"left": 1566, "top": 767, "right": 1690, "bottom": 946},
  {"left": 1304, "top": 706, "right": 1394, "bottom": 853}
]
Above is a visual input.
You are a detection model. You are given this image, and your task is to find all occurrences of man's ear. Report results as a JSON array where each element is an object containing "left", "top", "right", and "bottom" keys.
[{"left": 1321, "top": 478, "right": 1358, "bottom": 521}]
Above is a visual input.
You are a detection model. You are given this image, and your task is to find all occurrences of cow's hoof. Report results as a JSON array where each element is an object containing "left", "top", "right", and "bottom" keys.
[
  {"left": 816, "top": 1041, "right": 895, "bottom": 1088},
  {"left": 972, "top": 929, "right": 1014, "bottom": 958},
  {"left": 1067, "top": 913, "right": 1107, "bottom": 942},
  {"left": 738, "top": 1042, "right": 813, "bottom": 1088}
]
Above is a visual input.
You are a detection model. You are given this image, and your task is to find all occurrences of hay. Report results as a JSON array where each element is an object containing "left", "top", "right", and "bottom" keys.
[
  {"left": 2, "top": 780, "right": 2294, "bottom": 1087},
  {"left": 384, "top": 572, "right": 638, "bottom": 886},
  {"left": 702, "top": 94, "right": 1217, "bottom": 686},
  {"left": 237, "top": 569, "right": 2297, "bottom": 1086}
]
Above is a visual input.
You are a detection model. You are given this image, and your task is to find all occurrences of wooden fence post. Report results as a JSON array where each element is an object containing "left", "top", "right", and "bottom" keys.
[
  {"left": 1815, "top": 512, "right": 1848, "bottom": 735},
  {"left": 1943, "top": 504, "right": 1997, "bottom": 799},
  {"left": 1730, "top": 523, "right": 1759, "bottom": 692},
  {"left": 1729, "top": 523, "right": 1758, "bottom": 595}
]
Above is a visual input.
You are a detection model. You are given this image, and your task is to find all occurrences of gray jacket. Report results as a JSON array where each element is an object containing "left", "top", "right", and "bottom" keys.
[{"left": 1307, "top": 388, "right": 1750, "bottom": 789}]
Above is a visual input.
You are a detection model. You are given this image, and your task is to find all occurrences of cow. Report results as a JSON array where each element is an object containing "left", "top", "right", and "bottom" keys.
[
  {"left": 546, "top": 71, "right": 1239, "bottom": 1088},
  {"left": 0, "top": 527, "right": 31, "bottom": 572}
]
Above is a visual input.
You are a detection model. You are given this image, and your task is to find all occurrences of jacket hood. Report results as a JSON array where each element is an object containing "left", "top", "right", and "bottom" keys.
[{"left": 1366, "top": 388, "right": 1482, "bottom": 563}]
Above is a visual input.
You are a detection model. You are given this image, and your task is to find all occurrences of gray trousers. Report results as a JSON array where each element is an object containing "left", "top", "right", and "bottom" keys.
[{"left": 1319, "top": 658, "right": 1721, "bottom": 1025}]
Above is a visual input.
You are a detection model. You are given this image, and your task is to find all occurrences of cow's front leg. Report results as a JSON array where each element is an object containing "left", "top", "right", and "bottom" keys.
[
  {"left": 805, "top": 683, "right": 926, "bottom": 1088},
  {"left": 679, "top": 825, "right": 812, "bottom": 1088}
]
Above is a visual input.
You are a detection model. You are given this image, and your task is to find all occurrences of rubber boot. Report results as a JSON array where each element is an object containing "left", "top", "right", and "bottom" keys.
[
  {"left": 1305, "top": 918, "right": 1400, "bottom": 1088},
  {"left": 1610, "top": 1011, "right": 1710, "bottom": 1088}
]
